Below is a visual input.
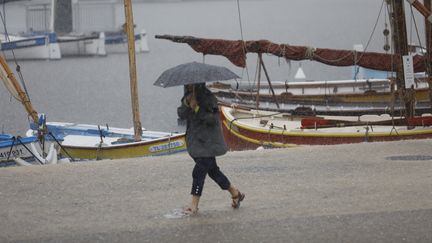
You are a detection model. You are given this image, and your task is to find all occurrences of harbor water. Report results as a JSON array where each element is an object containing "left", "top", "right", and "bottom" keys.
[{"left": 1, "top": 0, "right": 397, "bottom": 136}]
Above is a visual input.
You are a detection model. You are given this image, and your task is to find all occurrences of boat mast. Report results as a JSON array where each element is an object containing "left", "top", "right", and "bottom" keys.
[
  {"left": 0, "top": 55, "right": 39, "bottom": 124},
  {"left": 389, "top": 0, "right": 415, "bottom": 118},
  {"left": 123, "top": 0, "right": 142, "bottom": 141},
  {"left": 405, "top": 0, "right": 432, "bottom": 113},
  {"left": 425, "top": 0, "right": 432, "bottom": 65},
  {"left": 423, "top": 0, "right": 432, "bottom": 113}
]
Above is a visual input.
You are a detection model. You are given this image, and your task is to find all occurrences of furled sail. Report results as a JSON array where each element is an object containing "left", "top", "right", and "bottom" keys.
[{"left": 155, "top": 35, "right": 427, "bottom": 72}]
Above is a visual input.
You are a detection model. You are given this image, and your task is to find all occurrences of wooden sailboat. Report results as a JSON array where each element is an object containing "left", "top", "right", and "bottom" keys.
[
  {"left": 39, "top": 122, "right": 186, "bottom": 160},
  {"left": 211, "top": 78, "right": 431, "bottom": 116},
  {"left": 156, "top": 0, "right": 432, "bottom": 150},
  {"left": 209, "top": 76, "right": 431, "bottom": 113},
  {"left": 26, "top": 0, "right": 186, "bottom": 160},
  {"left": 219, "top": 105, "right": 432, "bottom": 150},
  {"left": 156, "top": 34, "right": 431, "bottom": 114}
]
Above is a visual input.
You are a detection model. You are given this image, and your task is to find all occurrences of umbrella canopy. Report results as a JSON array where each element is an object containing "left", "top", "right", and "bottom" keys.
[{"left": 154, "top": 62, "right": 239, "bottom": 88}]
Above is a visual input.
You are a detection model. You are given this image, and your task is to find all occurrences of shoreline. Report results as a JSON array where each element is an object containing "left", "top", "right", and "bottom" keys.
[{"left": 1, "top": 139, "right": 432, "bottom": 242}]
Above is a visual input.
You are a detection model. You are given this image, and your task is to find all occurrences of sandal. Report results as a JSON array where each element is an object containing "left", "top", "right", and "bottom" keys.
[
  {"left": 183, "top": 207, "right": 199, "bottom": 216},
  {"left": 231, "top": 191, "right": 245, "bottom": 209}
]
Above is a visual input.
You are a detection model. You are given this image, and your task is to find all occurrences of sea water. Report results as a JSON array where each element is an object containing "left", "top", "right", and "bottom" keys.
[{"left": 0, "top": 0, "right": 415, "bottom": 136}]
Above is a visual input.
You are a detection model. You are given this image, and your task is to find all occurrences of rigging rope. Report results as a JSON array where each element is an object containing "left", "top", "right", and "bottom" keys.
[
  {"left": 15, "top": 136, "right": 44, "bottom": 164},
  {"left": 354, "top": 0, "right": 386, "bottom": 82},
  {"left": 236, "top": 0, "right": 250, "bottom": 82},
  {"left": 48, "top": 132, "right": 75, "bottom": 162},
  {"left": 313, "top": 0, "right": 386, "bottom": 64},
  {"left": 0, "top": 0, "right": 32, "bottom": 106},
  {"left": 362, "top": 0, "right": 386, "bottom": 55},
  {"left": 409, "top": 4, "right": 427, "bottom": 72},
  {"left": 384, "top": 2, "right": 396, "bottom": 117},
  {"left": 408, "top": 4, "right": 425, "bottom": 117}
]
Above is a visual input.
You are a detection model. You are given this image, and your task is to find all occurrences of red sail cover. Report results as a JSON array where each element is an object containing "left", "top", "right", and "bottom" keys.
[{"left": 155, "top": 35, "right": 427, "bottom": 72}]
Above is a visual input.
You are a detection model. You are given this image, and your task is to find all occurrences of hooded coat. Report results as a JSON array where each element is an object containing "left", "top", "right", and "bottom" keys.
[{"left": 177, "top": 84, "right": 228, "bottom": 158}]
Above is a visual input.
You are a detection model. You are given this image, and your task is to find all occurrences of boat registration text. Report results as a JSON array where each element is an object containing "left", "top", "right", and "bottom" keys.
[
  {"left": 0, "top": 148, "right": 25, "bottom": 160},
  {"left": 149, "top": 140, "right": 184, "bottom": 153}
]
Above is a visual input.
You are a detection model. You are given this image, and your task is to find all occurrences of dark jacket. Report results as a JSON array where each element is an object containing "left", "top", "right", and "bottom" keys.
[{"left": 177, "top": 85, "right": 228, "bottom": 158}]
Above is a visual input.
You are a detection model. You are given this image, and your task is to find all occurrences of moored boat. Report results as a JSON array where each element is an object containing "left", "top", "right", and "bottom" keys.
[
  {"left": 0, "top": 133, "right": 63, "bottom": 166},
  {"left": 209, "top": 76, "right": 430, "bottom": 105},
  {"left": 57, "top": 32, "right": 106, "bottom": 57},
  {"left": 220, "top": 105, "right": 432, "bottom": 151},
  {"left": 1, "top": 134, "right": 38, "bottom": 166},
  {"left": 1, "top": 0, "right": 180, "bottom": 163},
  {"left": 105, "top": 29, "right": 149, "bottom": 54},
  {"left": 26, "top": 122, "right": 186, "bottom": 160},
  {"left": 155, "top": 0, "right": 432, "bottom": 152},
  {"left": 210, "top": 77, "right": 432, "bottom": 116},
  {"left": 22, "top": 0, "right": 181, "bottom": 161},
  {"left": 52, "top": 0, "right": 106, "bottom": 57},
  {"left": 0, "top": 32, "right": 61, "bottom": 60}
]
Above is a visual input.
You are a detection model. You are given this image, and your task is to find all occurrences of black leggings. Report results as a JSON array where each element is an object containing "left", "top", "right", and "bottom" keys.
[{"left": 191, "top": 157, "right": 231, "bottom": 196}]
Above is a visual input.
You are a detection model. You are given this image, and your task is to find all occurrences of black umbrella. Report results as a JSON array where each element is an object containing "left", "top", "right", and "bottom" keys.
[{"left": 154, "top": 62, "right": 239, "bottom": 88}]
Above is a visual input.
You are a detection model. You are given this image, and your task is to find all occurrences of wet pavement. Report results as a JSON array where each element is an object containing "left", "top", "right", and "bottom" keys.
[{"left": 0, "top": 139, "right": 431, "bottom": 242}]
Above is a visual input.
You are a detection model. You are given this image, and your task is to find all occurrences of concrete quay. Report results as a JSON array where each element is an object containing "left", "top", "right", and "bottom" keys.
[{"left": 0, "top": 139, "right": 431, "bottom": 242}]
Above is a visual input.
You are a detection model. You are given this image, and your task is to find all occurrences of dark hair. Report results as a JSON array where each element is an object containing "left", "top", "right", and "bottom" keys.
[{"left": 195, "top": 83, "right": 218, "bottom": 112}]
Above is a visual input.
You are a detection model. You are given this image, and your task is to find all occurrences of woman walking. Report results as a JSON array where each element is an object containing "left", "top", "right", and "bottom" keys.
[{"left": 178, "top": 83, "right": 244, "bottom": 215}]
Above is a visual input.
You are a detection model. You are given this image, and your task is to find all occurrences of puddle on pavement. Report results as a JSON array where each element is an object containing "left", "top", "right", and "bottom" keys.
[
  {"left": 386, "top": 155, "right": 432, "bottom": 161},
  {"left": 164, "top": 208, "right": 191, "bottom": 219}
]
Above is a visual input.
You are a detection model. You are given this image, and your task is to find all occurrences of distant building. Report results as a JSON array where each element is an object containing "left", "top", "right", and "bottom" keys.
[{"left": 1, "top": 0, "right": 169, "bottom": 34}]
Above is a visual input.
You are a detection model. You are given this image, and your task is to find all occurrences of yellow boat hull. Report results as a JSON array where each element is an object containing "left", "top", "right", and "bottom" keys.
[{"left": 60, "top": 134, "right": 187, "bottom": 160}]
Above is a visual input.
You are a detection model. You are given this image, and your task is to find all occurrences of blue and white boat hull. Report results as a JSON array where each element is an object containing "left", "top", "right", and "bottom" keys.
[
  {"left": 0, "top": 32, "right": 61, "bottom": 60},
  {"left": 0, "top": 135, "right": 37, "bottom": 164},
  {"left": 0, "top": 134, "right": 63, "bottom": 166}
]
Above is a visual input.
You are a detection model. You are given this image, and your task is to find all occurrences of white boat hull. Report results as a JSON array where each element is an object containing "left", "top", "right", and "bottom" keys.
[
  {"left": 58, "top": 32, "right": 106, "bottom": 56},
  {"left": 0, "top": 33, "right": 61, "bottom": 60},
  {"left": 0, "top": 135, "right": 60, "bottom": 165},
  {"left": 105, "top": 29, "right": 149, "bottom": 54},
  {"left": 0, "top": 142, "right": 34, "bottom": 163}
]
